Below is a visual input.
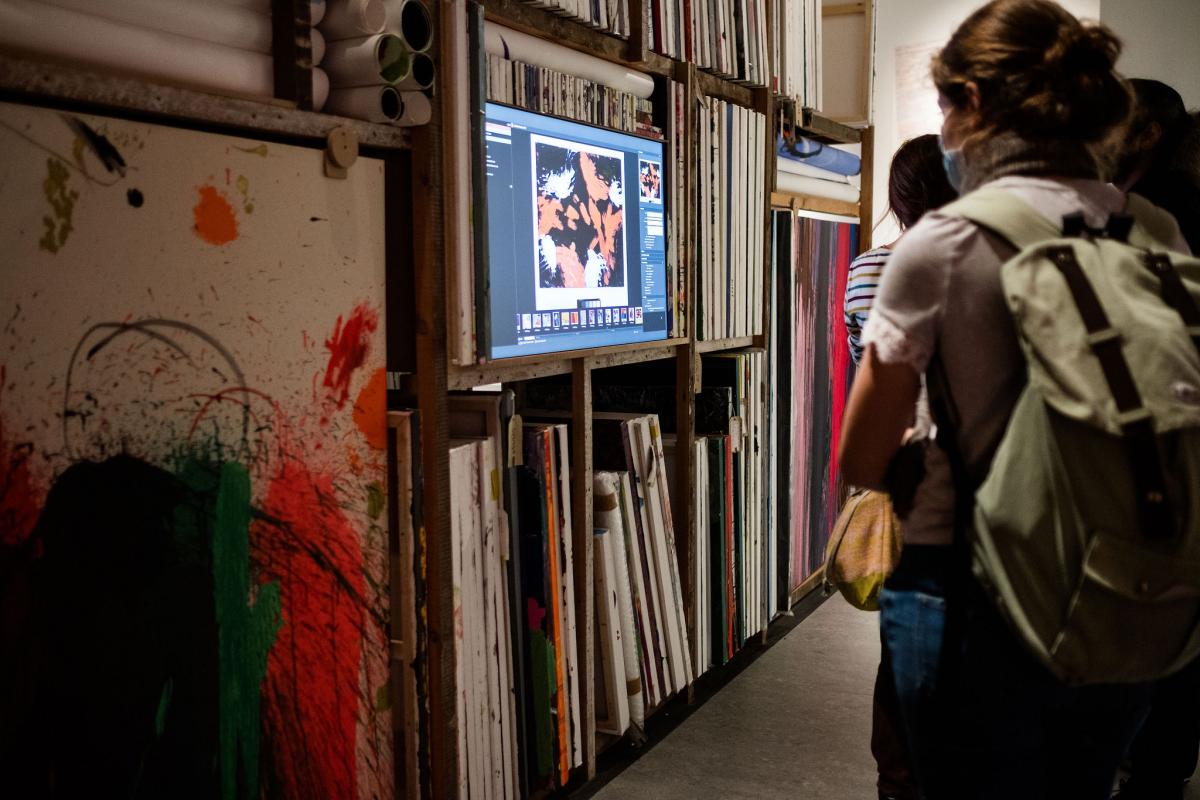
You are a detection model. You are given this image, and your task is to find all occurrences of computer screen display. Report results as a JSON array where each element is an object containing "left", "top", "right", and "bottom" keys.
[{"left": 484, "top": 102, "right": 668, "bottom": 360}]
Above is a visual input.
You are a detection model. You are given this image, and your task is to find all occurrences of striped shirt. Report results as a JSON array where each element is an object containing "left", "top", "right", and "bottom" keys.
[{"left": 843, "top": 246, "right": 892, "bottom": 366}]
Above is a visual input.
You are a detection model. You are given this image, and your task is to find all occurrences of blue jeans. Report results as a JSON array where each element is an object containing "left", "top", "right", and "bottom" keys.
[{"left": 879, "top": 546, "right": 1152, "bottom": 800}]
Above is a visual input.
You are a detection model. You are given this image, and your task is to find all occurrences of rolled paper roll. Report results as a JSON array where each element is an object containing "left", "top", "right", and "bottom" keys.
[
  {"left": 213, "top": 0, "right": 327, "bottom": 27},
  {"left": 484, "top": 21, "right": 653, "bottom": 99},
  {"left": 311, "top": 27, "right": 326, "bottom": 65},
  {"left": 775, "top": 171, "right": 861, "bottom": 203},
  {"left": 395, "top": 51, "right": 433, "bottom": 91},
  {"left": 320, "top": 0, "right": 386, "bottom": 40},
  {"left": 776, "top": 152, "right": 856, "bottom": 186},
  {"left": 325, "top": 85, "right": 403, "bottom": 122},
  {"left": 324, "top": 33, "right": 410, "bottom": 87},
  {"left": 384, "top": 0, "right": 432, "bottom": 53},
  {"left": 0, "top": 0, "right": 275, "bottom": 99},
  {"left": 312, "top": 66, "right": 330, "bottom": 110},
  {"left": 40, "top": 0, "right": 272, "bottom": 52},
  {"left": 395, "top": 91, "right": 431, "bottom": 126},
  {"left": 776, "top": 134, "right": 862, "bottom": 176}
]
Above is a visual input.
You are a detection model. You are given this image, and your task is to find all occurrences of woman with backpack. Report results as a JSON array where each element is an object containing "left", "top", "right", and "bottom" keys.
[{"left": 837, "top": 1, "right": 1192, "bottom": 797}]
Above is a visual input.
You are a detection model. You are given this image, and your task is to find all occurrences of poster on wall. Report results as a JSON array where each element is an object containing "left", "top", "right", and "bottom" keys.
[
  {"left": 895, "top": 42, "right": 943, "bottom": 143},
  {"left": 0, "top": 101, "right": 393, "bottom": 799}
]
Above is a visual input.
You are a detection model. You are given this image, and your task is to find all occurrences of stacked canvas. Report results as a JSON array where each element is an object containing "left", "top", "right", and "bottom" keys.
[
  {"left": 486, "top": 55, "right": 657, "bottom": 136},
  {"left": 389, "top": 410, "right": 426, "bottom": 800},
  {"left": 702, "top": 351, "right": 770, "bottom": 645},
  {"left": 772, "top": 210, "right": 858, "bottom": 594},
  {"left": 593, "top": 414, "right": 693, "bottom": 720},
  {"left": 668, "top": 79, "right": 689, "bottom": 339},
  {"left": 521, "top": 0, "right": 631, "bottom": 38},
  {"left": 449, "top": 427, "right": 520, "bottom": 799},
  {"left": 770, "top": 0, "right": 821, "bottom": 108},
  {"left": 516, "top": 423, "right": 583, "bottom": 787},
  {"left": 649, "top": 0, "right": 769, "bottom": 87},
  {"left": 696, "top": 98, "right": 768, "bottom": 341}
]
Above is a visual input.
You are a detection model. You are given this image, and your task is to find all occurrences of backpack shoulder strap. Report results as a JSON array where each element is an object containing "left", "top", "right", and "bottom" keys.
[
  {"left": 940, "top": 186, "right": 1062, "bottom": 251},
  {"left": 1124, "top": 192, "right": 1184, "bottom": 251}
]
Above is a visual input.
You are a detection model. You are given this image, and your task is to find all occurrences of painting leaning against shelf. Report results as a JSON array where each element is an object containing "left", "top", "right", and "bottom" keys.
[{"left": 0, "top": 101, "right": 394, "bottom": 799}]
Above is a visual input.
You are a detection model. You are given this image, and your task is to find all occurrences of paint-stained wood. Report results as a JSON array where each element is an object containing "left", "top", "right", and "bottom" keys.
[
  {"left": 858, "top": 125, "right": 875, "bottom": 252},
  {"left": 449, "top": 340, "right": 683, "bottom": 389},
  {"left": 0, "top": 53, "right": 410, "bottom": 150},
  {"left": 770, "top": 191, "right": 860, "bottom": 219}
]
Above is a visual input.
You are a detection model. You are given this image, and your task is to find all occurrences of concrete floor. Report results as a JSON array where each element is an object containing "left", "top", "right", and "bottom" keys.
[
  {"left": 593, "top": 597, "right": 880, "bottom": 800},
  {"left": 592, "top": 596, "right": 1200, "bottom": 800}
]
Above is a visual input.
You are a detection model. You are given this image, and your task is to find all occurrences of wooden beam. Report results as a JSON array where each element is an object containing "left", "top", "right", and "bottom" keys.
[
  {"left": 798, "top": 108, "right": 862, "bottom": 144},
  {"left": 822, "top": 2, "right": 865, "bottom": 16},
  {"left": 858, "top": 125, "right": 875, "bottom": 252},
  {"left": 0, "top": 53, "right": 411, "bottom": 149},
  {"left": 789, "top": 567, "right": 827, "bottom": 609},
  {"left": 770, "top": 191, "right": 860, "bottom": 219},
  {"left": 694, "top": 69, "right": 756, "bottom": 108}
]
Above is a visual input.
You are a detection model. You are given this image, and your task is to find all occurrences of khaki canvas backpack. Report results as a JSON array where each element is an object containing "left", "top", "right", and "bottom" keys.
[{"left": 942, "top": 187, "right": 1200, "bottom": 685}]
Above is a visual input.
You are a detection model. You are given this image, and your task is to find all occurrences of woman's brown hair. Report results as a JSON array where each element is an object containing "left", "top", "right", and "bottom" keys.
[
  {"left": 888, "top": 134, "right": 958, "bottom": 229},
  {"left": 932, "top": 0, "right": 1130, "bottom": 143}
]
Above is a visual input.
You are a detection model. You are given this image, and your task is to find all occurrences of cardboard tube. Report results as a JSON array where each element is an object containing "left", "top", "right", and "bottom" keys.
[
  {"left": 775, "top": 171, "right": 861, "bottom": 203},
  {"left": 40, "top": 0, "right": 274, "bottom": 52},
  {"left": 395, "top": 91, "right": 431, "bottom": 126},
  {"left": 0, "top": 0, "right": 276, "bottom": 98},
  {"left": 215, "top": 0, "right": 327, "bottom": 26},
  {"left": 325, "top": 85, "right": 402, "bottom": 121},
  {"left": 484, "top": 21, "right": 653, "bottom": 99},
  {"left": 324, "top": 33, "right": 410, "bottom": 87},
  {"left": 384, "top": 0, "right": 432, "bottom": 53},
  {"left": 395, "top": 51, "right": 433, "bottom": 90},
  {"left": 776, "top": 154, "right": 855, "bottom": 186},
  {"left": 312, "top": 66, "right": 329, "bottom": 109},
  {"left": 311, "top": 27, "right": 326, "bottom": 64},
  {"left": 320, "top": 0, "right": 385, "bottom": 40}
]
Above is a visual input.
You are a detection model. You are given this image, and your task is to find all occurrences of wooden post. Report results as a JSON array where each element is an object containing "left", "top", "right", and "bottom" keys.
[
  {"left": 571, "top": 357, "right": 596, "bottom": 779},
  {"left": 627, "top": 0, "right": 650, "bottom": 64},
  {"left": 413, "top": 1, "right": 454, "bottom": 795},
  {"left": 858, "top": 125, "right": 875, "bottom": 253}
]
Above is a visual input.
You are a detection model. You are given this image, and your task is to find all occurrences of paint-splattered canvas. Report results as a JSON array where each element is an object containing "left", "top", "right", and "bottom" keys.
[{"left": 0, "top": 101, "right": 393, "bottom": 799}]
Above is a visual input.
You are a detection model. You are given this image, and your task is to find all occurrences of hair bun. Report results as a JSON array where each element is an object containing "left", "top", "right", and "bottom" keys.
[{"left": 1046, "top": 23, "right": 1120, "bottom": 74}]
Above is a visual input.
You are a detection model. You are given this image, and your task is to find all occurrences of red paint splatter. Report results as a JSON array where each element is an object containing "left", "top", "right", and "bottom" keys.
[
  {"left": 253, "top": 455, "right": 364, "bottom": 800},
  {"left": 193, "top": 185, "right": 238, "bottom": 246},
  {"left": 322, "top": 304, "right": 378, "bottom": 409},
  {"left": 0, "top": 416, "right": 40, "bottom": 548}
]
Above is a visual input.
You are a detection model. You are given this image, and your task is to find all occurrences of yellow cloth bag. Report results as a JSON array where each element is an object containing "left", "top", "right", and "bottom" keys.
[{"left": 822, "top": 487, "right": 902, "bottom": 611}]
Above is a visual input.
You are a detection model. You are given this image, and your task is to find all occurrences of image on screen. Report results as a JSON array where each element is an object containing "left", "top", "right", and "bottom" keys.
[{"left": 484, "top": 103, "right": 667, "bottom": 360}]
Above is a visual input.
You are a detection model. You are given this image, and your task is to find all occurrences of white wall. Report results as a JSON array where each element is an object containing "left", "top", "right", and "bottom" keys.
[
  {"left": 867, "top": 0, "right": 1200, "bottom": 245},
  {"left": 1101, "top": 0, "right": 1200, "bottom": 108}
]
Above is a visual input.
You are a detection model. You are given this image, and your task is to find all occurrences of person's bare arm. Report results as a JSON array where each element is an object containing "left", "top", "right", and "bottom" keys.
[{"left": 839, "top": 343, "right": 921, "bottom": 490}]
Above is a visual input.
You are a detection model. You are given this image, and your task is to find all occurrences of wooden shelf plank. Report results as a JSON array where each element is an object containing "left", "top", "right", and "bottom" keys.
[
  {"left": 799, "top": 107, "right": 862, "bottom": 144},
  {"left": 788, "top": 566, "right": 827, "bottom": 609},
  {"left": 694, "top": 69, "right": 756, "bottom": 107},
  {"left": 448, "top": 338, "right": 685, "bottom": 389},
  {"left": 0, "top": 53, "right": 412, "bottom": 150},
  {"left": 770, "top": 191, "right": 860, "bottom": 219},
  {"left": 695, "top": 335, "right": 755, "bottom": 353}
]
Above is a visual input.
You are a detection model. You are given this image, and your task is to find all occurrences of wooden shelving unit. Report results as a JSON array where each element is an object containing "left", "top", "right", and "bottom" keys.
[{"left": 416, "top": 3, "right": 875, "bottom": 797}]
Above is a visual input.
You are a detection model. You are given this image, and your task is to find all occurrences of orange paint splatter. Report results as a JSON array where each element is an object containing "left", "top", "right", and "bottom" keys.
[
  {"left": 352, "top": 367, "right": 387, "bottom": 450},
  {"left": 193, "top": 185, "right": 238, "bottom": 245}
]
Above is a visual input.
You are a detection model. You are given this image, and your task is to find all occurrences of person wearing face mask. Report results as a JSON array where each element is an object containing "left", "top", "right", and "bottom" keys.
[{"left": 837, "top": 1, "right": 1190, "bottom": 798}]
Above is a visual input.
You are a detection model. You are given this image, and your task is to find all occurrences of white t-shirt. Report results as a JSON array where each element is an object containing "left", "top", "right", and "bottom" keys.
[{"left": 862, "top": 176, "right": 1190, "bottom": 545}]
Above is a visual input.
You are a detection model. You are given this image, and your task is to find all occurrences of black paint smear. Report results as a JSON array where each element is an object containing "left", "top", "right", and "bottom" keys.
[
  {"left": 309, "top": 216, "right": 327, "bottom": 222},
  {"left": 63, "top": 116, "right": 127, "bottom": 177},
  {"left": 4, "top": 456, "right": 220, "bottom": 797},
  {"left": 127, "top": 188, "right": 144, "bottom": 208}
]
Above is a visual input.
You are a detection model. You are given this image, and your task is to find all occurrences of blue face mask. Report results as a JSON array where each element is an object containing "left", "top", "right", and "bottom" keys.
[{"left": 938, "top": 135, "right": 965, "bottom": 193}]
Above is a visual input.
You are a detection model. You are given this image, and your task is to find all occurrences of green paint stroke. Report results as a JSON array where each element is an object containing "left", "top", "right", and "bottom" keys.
[
  {"left": 234, "top": 143, "right": 269, "bottom": 157},
  {"left": 40, "top": 157, "right": 78, "bottom": 253},
  {"left": 235, "top": 174, "right": 254, "bottom": 214},
  {"left": 530, "top": 631, "right": 554, "bottom": 777},
  {"left": 212, "top": 461, "right": 282, "bottom": 800},
  {"left": 155, "top": 678, "right": 174, "bottom": 738},
  {"left": 366, "top": 481, "right": 386, "bottom": 521}
]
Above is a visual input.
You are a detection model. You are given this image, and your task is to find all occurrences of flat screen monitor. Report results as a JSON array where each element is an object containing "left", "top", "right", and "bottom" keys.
[{"left": 483, "top": 102, "right": 668, "bottom": 360}]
